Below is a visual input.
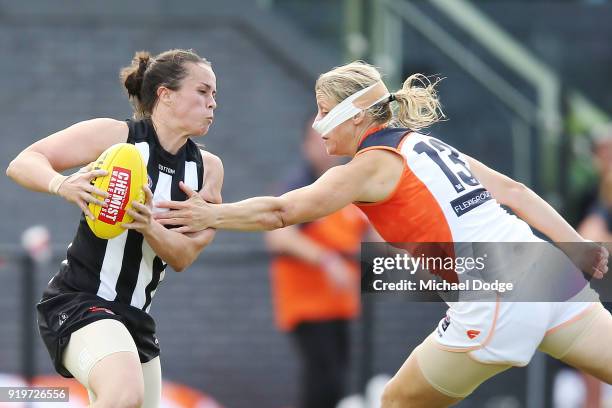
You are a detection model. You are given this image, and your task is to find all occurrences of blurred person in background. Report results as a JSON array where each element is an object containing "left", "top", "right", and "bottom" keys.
[
  {"left": 265, "top": 117, "right": 370, "bottom": 408},
  {"left": 5, "top": 49, "right": 223, "bottom": 408},
  {"left": 156, "top": 60, "right": 612, "bottom": 408}
]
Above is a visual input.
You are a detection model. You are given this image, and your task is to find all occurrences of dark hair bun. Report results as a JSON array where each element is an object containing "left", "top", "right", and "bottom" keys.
[{"left": 121, "top": 51, "right": 152, "bottom": 98}]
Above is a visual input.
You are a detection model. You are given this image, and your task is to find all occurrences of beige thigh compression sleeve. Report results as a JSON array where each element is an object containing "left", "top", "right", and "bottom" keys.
[
  {"left": 538, "top": 302, "right": 610, "bottom": 359},
  {"left": 415, "top": 334, "right": 511, "bottom": 398},
  {"left": 62, "top": 319, "right": 138, "bottom": 389},
  {"left": 63, "top": 319, "right": 163, "bottom": 407},
  {"left": 141, "top": 357, "right": 162, "bottom": 408}
]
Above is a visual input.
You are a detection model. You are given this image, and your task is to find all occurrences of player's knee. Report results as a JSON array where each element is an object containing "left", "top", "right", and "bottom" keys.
[
  {"left": 117, "top": 389, "right": 144, "bottom": 408},
  {"left": 93, "top": 376, "right": 144, "bottom": 408},
  {"left": 95, "top": 387, "right": 144, "bottom": 408}
]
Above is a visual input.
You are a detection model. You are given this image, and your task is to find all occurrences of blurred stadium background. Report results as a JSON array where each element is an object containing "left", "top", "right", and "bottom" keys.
[{"left": 0, "top": 0, "right": 611, "bottom": 407}]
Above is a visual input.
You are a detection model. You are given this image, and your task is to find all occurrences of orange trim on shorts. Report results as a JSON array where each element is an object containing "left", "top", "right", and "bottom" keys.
[
  {"left": 432, "top": 297, "right": 501, "bottom": 353},
  {"left": 544, "top": 302, "right": 599, "bottom": 336}
]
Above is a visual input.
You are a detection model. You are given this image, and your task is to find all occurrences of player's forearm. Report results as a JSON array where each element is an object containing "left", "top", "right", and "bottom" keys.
[
  {"left": 142, "top": 221, "right": 211, "bottom": 271},
  {"left": 6, "top": 151, "right": 61, "bottom": 193},
  {"left": 509, "top": 185, "right": 583, "bottom": 243},
  {"left": 212, "top": 196, "right": 290, "bottom": 231}
]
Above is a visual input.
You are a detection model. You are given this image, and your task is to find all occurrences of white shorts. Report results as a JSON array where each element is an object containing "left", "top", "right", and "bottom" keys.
[{"left": 434, "top": 300, "right": 599, "bottom": 366}]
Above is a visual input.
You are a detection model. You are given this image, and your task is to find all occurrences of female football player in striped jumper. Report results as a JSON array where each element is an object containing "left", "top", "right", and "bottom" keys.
[
  {"left": 156, "top": 61, "right": 611, "bottom": 407},
  {"left": 6, "top": 49, "right": 223, "bottom": 408}
]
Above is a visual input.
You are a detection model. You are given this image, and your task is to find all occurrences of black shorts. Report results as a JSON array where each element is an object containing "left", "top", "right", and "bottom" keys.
[{"left": 37, "top": 279, "right": 159, "bottom": 378}]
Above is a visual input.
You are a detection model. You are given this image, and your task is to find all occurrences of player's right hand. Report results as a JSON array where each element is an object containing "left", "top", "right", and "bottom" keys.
[{"left": 57, "top": 164, "right": 109, "bottom": 220}]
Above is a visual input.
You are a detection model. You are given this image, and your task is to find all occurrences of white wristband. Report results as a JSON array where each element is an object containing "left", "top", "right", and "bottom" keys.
[{"left": 48, "top": 174, "right": 68, "bottom": 195}]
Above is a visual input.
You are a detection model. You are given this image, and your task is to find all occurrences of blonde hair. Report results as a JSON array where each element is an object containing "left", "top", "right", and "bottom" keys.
[{"left": 315, "top": 61, "right": 444, "bottom": 131}]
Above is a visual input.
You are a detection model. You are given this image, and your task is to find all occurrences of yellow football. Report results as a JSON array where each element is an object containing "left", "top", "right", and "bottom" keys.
[{"left": 86, "top": 143, "right": 148, "bottom": 239}]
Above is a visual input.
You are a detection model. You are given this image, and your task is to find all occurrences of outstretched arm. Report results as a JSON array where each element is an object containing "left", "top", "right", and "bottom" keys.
[
  {"left": 156, "top": 163, "right": 364, "bottom": 232},
  {"left": 154, "top": 149, "right": 403, "bottom": 232}
]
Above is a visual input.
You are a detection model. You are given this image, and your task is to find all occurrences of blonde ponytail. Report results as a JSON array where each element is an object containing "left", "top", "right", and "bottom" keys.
[
  {"left": 393, "top": 74, "right": 444, "bottom": 130},
  {"left": 316, "top": 61, "right": 445, "bottom": 131}
]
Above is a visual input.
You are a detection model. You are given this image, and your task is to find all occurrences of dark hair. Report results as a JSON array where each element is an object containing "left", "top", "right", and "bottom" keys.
[{"left": 120, "top": 49, "right": 211, "bottom": 119}]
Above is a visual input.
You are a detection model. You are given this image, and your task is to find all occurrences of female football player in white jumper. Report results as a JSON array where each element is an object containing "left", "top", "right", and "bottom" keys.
[
  {"left": 154, "top": 61, "right": 611, "bottom": 407},
  {"left": 7, "top": 49, "right": 223, "bottom": 408}
]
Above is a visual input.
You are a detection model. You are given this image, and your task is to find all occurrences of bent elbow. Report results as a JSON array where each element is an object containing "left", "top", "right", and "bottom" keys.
[
  {"left": 172, "top": 249, "right": 201, "bottom": 272},
  {"left": 171, "top": 238, "right": 213, "bottom": 271},
  {"left": 7, "top": 152, "right": 31, "bottom": 183},
  {"left": 170, "top": 257, "right": 192, "bottom": 273},
  {"left": 172, "top": 261, "right": 189, "bottom": 273},
  {"left": 5, "top": 159, "right": 17, "bottom": 181},
  {"left": 168, "top": 258, "right": 184, "bottom": 272}
]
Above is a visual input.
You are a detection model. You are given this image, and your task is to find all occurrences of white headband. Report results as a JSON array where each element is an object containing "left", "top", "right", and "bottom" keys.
[{"left": 313, "top": 81, "right": 390, "bottom": 136}]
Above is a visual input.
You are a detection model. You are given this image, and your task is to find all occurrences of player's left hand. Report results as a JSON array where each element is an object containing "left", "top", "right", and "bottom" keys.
[
  {"left": 122, "top": 185, "right": 154, "bottom": 235},
  {"left": 154, "top": 182, "right": 214, "bottom": 233},
  {"left": 561, "top": 240, "right": 610, "bottom": 280},
  {"left": 582, "top": 241, "right": 609, "bottom": 279}
]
